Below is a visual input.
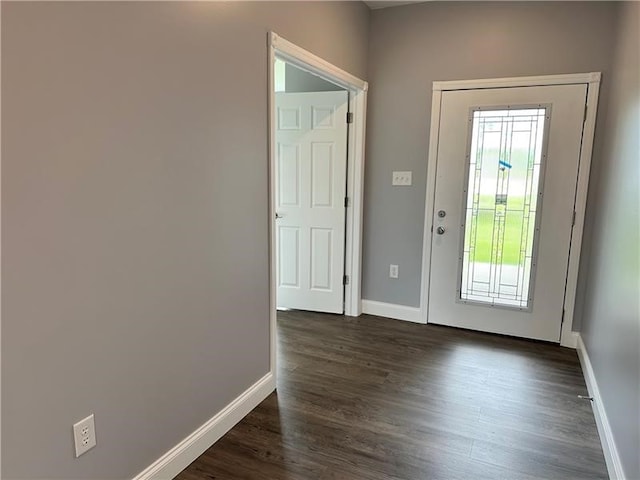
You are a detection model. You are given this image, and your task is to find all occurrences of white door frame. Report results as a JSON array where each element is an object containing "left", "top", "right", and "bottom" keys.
[
  {"left": 268, "top": 32, "right": 368, "bottom": 377},
  {"left": 419, "top": 73, "right": 601, "bottom": 348}
]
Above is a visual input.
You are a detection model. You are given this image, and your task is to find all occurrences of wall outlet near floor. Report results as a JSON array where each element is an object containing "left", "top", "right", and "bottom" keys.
[
  {"left": 389, "top": 264, "right": 399, "bottom": 279},
  {"left": 392, "top": 171, "right": 412, "bottom": 186},
  {"left": 73, "top": 414, "right": 96, "bottom": 457}
]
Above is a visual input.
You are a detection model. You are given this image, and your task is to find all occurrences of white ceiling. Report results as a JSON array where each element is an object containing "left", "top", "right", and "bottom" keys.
[{"left": 364, "top": 1, "right": 428, "bottom": 10}]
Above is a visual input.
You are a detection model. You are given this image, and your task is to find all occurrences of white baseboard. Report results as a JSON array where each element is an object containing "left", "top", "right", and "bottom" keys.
[
  {"left": 576, "top": 334, "right": 626, "bottom": 480},
  {"left": 132, "top": 372, "right": 276, "bottom": 480},
  {"left": 362, "top": 299, "right": 424, "bottom": 324}
]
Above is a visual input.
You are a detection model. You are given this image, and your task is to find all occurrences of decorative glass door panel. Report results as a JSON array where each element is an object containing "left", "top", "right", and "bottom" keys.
[
  {"left": 429, "top": 84, "right": 587, "bottom": 342},
  {"left": 459, "top": 108, "right": 549, "bottom": 309}
]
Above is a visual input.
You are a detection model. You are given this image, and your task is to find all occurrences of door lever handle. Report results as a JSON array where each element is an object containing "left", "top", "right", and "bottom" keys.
[{"left": 275, "top": 213, "right": 283, "bottom": 219}]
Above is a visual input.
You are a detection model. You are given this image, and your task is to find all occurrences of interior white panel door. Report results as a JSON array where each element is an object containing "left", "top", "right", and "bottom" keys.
[
  {"left": 276, "top": 91, "right": 349, "bottom": 313},
  {"left": 428, "top": 84, "right": 587, "bottom": 342}
]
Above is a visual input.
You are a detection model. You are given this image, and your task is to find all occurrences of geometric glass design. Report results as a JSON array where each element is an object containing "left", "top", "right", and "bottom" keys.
[{"left": 460, "top": 108, "right": 547, "bottom": 309}]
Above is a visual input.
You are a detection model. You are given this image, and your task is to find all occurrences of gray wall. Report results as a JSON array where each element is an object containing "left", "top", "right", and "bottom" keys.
[
  {"left": 285, "top": 63, "right": 343, "bottom": 92},
  {"left": 1, "top": 2, "right": 369, "bottom": 479},
  {"left": 363, "top": 1, "right": 618, "bottom": 307},
  {"left": 579, "top": 2, "right": 640, "bottom": 478}
]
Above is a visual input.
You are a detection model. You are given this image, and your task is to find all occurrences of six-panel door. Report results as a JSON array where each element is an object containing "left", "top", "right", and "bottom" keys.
[{"left": 276, "top": 91, "right": 349, "bottom": 314}]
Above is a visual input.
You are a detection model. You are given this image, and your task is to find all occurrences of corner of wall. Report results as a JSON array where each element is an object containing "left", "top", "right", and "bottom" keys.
[
  {"left": 133, "top": 373, "right": 275, "bottom": 480},
  {"left": 576, "top": 335, "right": 628, "bottom": 479}
]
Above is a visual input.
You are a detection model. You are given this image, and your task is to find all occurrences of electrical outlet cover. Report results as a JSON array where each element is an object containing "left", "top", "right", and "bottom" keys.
[
  {"left": 389, "top": 264, "right": 399, "bottom": 279},
  {"left": 73, "top": 414, "right": 96, "bottom": 457}
]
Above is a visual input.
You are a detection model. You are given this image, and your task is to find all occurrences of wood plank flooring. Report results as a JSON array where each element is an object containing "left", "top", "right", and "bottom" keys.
[{"left": 177, "top": 311, "right": 607, "bottom": 479}]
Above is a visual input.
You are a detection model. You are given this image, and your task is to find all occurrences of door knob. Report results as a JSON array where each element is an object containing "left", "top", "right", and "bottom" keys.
[{"left": 436, "top": 226, "right": 445, "bottom": 235}]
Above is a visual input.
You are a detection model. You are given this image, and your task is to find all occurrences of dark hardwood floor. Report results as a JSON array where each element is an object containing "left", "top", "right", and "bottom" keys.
[{"left": 177, "top": 311, "right": 607, "bottom": 479}]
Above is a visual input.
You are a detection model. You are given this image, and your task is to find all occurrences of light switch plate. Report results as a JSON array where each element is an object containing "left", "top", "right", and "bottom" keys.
[{"left": 392, "top": 171, "right": 412, "bottom": 186}]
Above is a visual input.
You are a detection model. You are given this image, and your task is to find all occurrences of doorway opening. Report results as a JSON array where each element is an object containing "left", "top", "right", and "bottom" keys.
[{"left": 268, "top": 33, "right": 368, "bottom": 378}]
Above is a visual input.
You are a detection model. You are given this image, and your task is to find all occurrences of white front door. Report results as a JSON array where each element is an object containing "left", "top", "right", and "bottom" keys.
[
  {"left": 276, "top": 91, "right": 349, "bottom": 314},
  {"left": 428, "top": 84, "right": 587, "bottom": 342}
]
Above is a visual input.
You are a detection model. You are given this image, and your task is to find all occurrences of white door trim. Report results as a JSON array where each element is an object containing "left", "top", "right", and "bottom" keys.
[
  {"left": 268, "top": 32, "right": 368, "bottom": 378},
  {"left": 419, "top": 73, "right": 601, "bottom": 347},
  {"left": 433, "top": 72, "right": 601, "bottom": 92}
]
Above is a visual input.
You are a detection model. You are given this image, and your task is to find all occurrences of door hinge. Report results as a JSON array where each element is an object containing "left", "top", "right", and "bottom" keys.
[
  {"left": 343, "top": 275, "right": 349, "bottom": 286},
  {"left": 572, "top": 210, "right": 576, "bottom": 226},
  {"left": 344, "top": 196, "right": 350, "bottom": 208},
  {"left": 346, "top": 112, "right": 354, "bottom": 124},
  {"left": 561, "top": 309, "right": 565, "bottom": 325},
  {"left": 583, "top": 104, "right": 588, "bottom": 123}
]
